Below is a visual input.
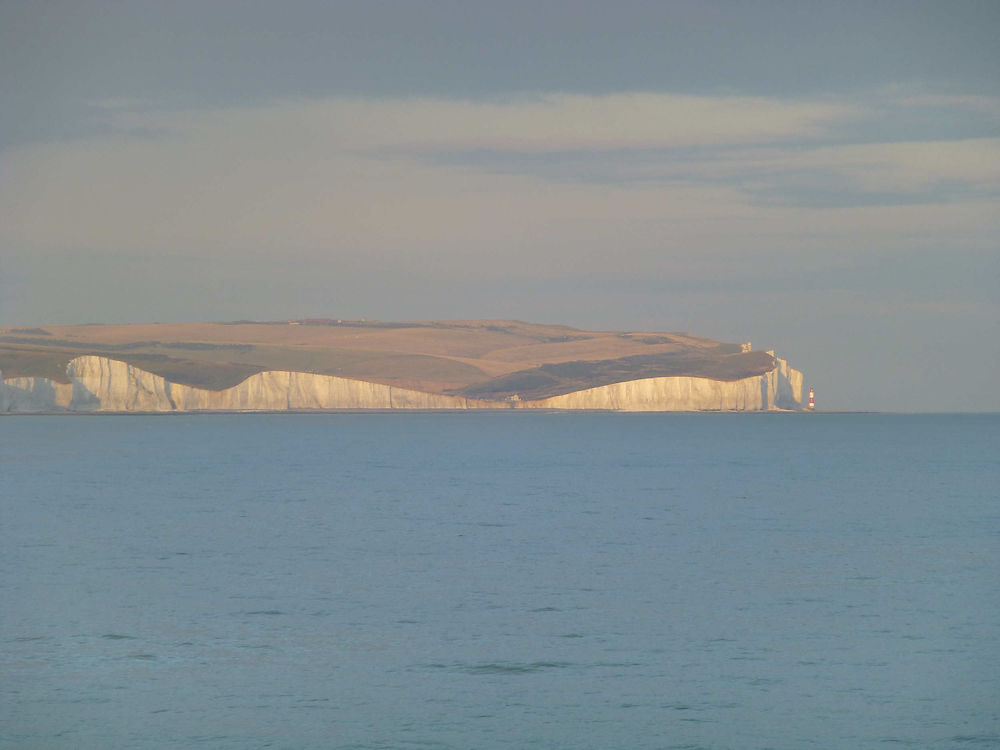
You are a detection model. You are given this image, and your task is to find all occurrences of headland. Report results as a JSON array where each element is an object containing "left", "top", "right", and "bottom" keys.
[{"left": 0, "top": 320, "right": 805, "bottom": 412}]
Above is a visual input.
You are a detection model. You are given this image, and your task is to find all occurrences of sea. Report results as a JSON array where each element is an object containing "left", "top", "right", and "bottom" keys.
[{"left": 1, "top": 413, "right": 998, "bottom": 750}]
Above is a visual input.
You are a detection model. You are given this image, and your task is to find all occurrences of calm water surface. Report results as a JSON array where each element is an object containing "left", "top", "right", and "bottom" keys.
[{"left": 2, "top": 413, "right": 998, "bottom": 749}]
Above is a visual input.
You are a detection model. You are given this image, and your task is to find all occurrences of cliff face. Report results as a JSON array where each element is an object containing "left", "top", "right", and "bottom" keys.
[
  {"left": 520, "top": 356, "right": 803, "bottom": 411},
  {"left": 0, "top": 356, "right": 477, "bottom": 412},
  {"left": 1, "top": 355, "right": 805, "bottom": 413}
]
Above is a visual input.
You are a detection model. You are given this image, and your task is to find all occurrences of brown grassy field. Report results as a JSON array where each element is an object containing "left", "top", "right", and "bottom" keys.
[{"left": 0, "top": 320, "right": 774, "bottom": 398}]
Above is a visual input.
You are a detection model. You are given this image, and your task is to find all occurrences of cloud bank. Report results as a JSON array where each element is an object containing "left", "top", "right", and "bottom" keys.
[{"left": 2, "top": 92, "right": 997, "bottom": 268}]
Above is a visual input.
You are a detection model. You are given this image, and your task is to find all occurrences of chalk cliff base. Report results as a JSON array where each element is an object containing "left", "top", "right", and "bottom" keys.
[{"left": 2, "top": 355, "right": 804, "bottom": 412}]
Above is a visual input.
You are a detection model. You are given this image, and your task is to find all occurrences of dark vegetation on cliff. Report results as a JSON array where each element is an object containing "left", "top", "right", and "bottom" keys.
[{"left": 0, "top": 320, "right": 774, "bottom": 398}]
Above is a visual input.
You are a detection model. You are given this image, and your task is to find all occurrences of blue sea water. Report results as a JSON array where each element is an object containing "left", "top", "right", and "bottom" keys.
[{"left": 1, "top": 413, "right": 998, "bottom": 749}]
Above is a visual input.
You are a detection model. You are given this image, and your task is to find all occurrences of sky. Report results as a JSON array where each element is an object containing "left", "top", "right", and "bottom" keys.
[{"left": 1, "top": 0, "right": 997, "bottom": 412}]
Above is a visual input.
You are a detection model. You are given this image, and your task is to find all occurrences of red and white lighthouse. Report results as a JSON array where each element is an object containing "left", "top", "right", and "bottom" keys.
[{"left": 808, "top": 388, "right": 815, "bottom": 410}]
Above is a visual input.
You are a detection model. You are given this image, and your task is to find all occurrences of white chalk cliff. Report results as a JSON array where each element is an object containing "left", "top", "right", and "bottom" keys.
[
  {"left": 521, "top": 354, "right": 803, "bottom": 411},
  {"left": 1, "top": 354, "right": 804, "bottom": 413}
]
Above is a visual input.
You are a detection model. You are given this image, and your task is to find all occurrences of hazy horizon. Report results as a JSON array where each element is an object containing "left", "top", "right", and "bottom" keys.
[{"left": 2, "top": 1, "right": 998, "bottom": 412}]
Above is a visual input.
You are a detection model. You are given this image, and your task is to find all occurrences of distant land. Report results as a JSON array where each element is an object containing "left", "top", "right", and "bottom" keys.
[{"left": 0, "top": 320, "right": 805, "bottom": 412}]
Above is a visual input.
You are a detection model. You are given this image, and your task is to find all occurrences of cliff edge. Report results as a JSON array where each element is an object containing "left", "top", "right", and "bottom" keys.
[{"left": 1, "top": 353, "right": 804, "bottom": 412}]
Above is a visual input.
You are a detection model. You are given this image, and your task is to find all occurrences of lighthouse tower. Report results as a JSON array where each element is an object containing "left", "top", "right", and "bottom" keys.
[{"left": 808, "top": 388, "right": 815, "bottom": 410}]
